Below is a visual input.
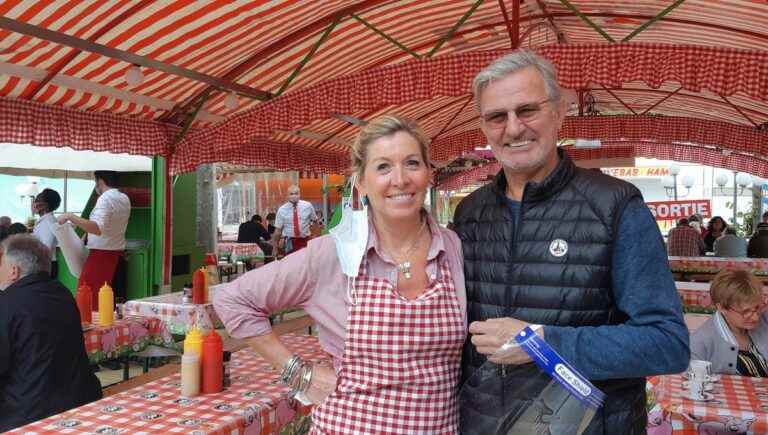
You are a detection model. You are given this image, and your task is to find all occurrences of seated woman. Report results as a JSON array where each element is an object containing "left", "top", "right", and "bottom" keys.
[
  {"left": 214, "top": 115, "right": 466, "bottom": 433},
  {"left": 690, "top": 269, "right": 768, "bottom": 376}
]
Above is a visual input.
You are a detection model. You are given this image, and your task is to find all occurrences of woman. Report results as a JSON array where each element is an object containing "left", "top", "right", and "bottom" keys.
[
  {"left": 690, "top": 269, "right": 768, "bottom": 376},
  {"left": 704, "top": 216, "right": 727, "bottom": 253},
  {"left": 214, "top": 115, "right": 467, "bottom": 433}
]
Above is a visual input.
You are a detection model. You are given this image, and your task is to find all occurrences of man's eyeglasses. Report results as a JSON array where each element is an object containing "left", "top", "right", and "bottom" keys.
[{"left": 481, "top": 98, "right": 552, "bottom": 129}]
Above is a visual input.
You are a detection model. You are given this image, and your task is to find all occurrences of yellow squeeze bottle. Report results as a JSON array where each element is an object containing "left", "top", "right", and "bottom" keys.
[
  {"left": 184, "top": 327, "right": 205, "bottom": 356},
  {"left": 98, "top": 282, "right": 114, "bottom": 327}
]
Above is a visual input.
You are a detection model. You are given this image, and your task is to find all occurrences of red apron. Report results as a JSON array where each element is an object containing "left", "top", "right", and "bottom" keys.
[
  {"left": 78, "top": 249, "right": 123, "bottom": 307},
  {"left": 311, "top": 255, "right": 466, "bottom": 434}
]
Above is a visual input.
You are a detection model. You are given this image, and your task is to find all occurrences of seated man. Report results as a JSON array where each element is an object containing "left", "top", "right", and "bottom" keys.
[
  {"left": 667, "top": 217, "right": 704, "bottom": 256},
  {"left": 0, "top": 235, "right": 102, "bottom": 432}
]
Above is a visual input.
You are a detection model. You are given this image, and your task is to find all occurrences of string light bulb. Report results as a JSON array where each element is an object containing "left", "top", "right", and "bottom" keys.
[
  {"left": 125, "top": 65, "right": 144, "bottom": 86},
  {"left": 224, "top": 93, "right": 239, "bottom": 110}
]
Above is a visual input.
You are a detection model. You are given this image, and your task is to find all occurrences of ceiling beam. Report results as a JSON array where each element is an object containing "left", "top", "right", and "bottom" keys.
[
  {"left": 600, "top": 84, "right": 637, "bottom": 115},
  {"left": 0, "top": 60, "right": 224, "bottom": 122},
  {"left": 427, "top": 0, "right": 485, "bottom": 57},
  {"left": 0, "top": 15, "right": 272, "bottom": 101},
  {"left": 534, "top": 0, "right": 568, "bottom": 43},
  {"left": 641, "top": 86, "right": 682, "bottom": 115},
  {"left": 351, "top": 14, "right": 421, "bottom": 59},
  {"left": 497, "top": 0, "right": 517, "bottom": 48},
  {"left": 720, "top": 94, "right": 759, "bottom": 128},
  {"left": 23, "top": 0, "right": 154, "bottom": 100}
]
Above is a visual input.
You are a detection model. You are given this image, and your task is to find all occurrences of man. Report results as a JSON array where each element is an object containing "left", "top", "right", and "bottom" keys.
[
  {"left": 237, "top": 214, "right": 273, "bottom": 256},
  {"left": 0, "top": 235, "right": 102, "bottom": 432},
  {"left": 453, "top": 50, "right": 689, "bottom": 434},
  {"left": 668, "top": 217, "right": 705, "bottom": 256},
  {"left": 757, "top": 211, "right": 768, "bottom": 232},
  {"left": 272, "top": 185, "right": 317, "bottom": 254},
  {"left": 748, "top": 219, "right": 768, "bottom": 258},
  {"left": 58, "top": 171, "right": 130, "bottom": 305},
  {"left": 714, "top": 227, "right": 747, "bottom": 257},
  {"left": 32, "top": 188, "right": 62, "bottom": 277}
]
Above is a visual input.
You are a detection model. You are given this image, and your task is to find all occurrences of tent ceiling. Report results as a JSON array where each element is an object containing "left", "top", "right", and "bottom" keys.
[{"left": 0, "top": 1, "right": 765, "bottom": 177}]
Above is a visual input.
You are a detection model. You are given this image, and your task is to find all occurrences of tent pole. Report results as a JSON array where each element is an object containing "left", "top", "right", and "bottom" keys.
[{"left": 63, "top": 170, "right": 68, "bottom": 213}]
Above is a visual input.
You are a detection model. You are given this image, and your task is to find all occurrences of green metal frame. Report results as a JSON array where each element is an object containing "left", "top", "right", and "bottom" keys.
[
  {"left": 556, "top": 0, "right": 615, "bottom": 42},
  {"left": 427, "top": 0, "right": 485, "bottom": 57},
  {"left": 277, "top": 17, "right": 340, "bottom": 96},
  {"left": 623, "top": 0, "right": 686, "bottom": 42},
  {"left": 351, "top": 14, "right": 421, "bottom": 59}
]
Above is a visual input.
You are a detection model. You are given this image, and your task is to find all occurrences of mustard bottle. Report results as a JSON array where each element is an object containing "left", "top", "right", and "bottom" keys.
[
  {"left": 184, "top": 326, "right": 205, "bottom": 356},
  {"left": 98, "top": 282, "right": 114, "bottom": 327}
]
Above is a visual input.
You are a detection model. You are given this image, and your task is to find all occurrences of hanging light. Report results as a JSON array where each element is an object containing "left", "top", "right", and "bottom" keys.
[
  {"left": 224, "top": 92, "right": 239, "bottom": 110},
  {"left": 125, "top": 65, "right": 144, "bottom": 86},
  {"left": 736, "top": 172, "right": 752, "bottom": 188},
  {"left": 714, "top": 173, "right": 729, "bottom": 188},
  {"left": 682, "top": 175, "right": 695, "bottom": 189}
]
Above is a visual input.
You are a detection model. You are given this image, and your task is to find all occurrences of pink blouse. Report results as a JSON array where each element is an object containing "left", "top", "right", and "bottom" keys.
[{"left": 213, "top": 214, "right": 466, "bottom": 365}]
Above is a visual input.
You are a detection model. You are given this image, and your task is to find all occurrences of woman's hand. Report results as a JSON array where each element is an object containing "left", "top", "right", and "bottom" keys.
[{"left": 304, "top": 364, "right": 337, "bottom": 405}]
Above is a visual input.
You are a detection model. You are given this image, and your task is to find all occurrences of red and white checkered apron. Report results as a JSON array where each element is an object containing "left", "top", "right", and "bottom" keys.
[{"left": 311, "top": 255, "right": 466, "bottom": 434}]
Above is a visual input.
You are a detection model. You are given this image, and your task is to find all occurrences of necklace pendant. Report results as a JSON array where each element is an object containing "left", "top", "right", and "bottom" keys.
[{"left": 398, "top": 261, "right": 412, "bottom": 279}]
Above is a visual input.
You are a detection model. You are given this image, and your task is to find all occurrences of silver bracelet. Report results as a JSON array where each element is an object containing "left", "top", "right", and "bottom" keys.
[{"left": 280, "top": 355, "right": 301, "bottom": 385}]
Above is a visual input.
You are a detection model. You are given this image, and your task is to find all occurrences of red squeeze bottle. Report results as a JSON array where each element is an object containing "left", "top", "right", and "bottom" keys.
[
  {"left": 201, "top": 331, "right": 224, "bottom": 394},
  {"left": 192, "top": 268, "right": 206, "bottom": 304},
  {"left": 75, "top": 285, "right": 92, "bottom": 323}
]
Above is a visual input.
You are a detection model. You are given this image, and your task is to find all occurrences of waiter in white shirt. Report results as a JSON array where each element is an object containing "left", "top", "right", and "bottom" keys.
[
  {"left": 57, "top": 171, "right": 131, "bottom": 306},
  {"left": 271, "top": 185, "right": 317, "bottom": 254},
  {"left": 32, "top": 188, "right": 61, "bottom": 277}
]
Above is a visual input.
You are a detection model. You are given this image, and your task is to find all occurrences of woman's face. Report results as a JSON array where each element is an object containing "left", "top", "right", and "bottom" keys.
[
  {"left": 718, "top": 298, "right": 765, "bottom": 331},
  {"left": 712, "top": 219, "right": 724, "bottom": 232},
  {"left": 357, "top": 131, "right": 431, "bottom": 223}
]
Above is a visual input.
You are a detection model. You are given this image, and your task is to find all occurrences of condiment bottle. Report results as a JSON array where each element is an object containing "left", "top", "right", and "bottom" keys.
[
  {"left": 201, "top": 331, "right": 223, "bottom": 394},
  {"left": 205, "top": 253, "right": 219, "bottom": 286},
  {"left": 180, "top": 353, "right": 200, "bottom": 397},
  {"left": 183, "top": 327, "right": 204, "bottom": 357},
  {"left": 98, "top": 282, "right": 114, "bottom": 327},
  {"left": 192, "top": 268, "right": 206, "bottom": 304},
  {"left": 75, "top": 284, "right": 92, "bottom": 324}
]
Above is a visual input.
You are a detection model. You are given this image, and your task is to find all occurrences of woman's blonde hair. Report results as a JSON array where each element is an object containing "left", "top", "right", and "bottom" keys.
[
  {"left": 350, "top": 115, "right": 430, "bottom": 177},
  {"left": 710, "top": 268, "right": 764, "bottom": 308}
]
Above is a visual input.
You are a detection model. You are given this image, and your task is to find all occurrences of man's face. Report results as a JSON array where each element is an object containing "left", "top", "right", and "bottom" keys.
[
  {"left": 0, "top": 254, "right": 19, "bottom": 290},
  {"left": 478, "top": 66, "right": 565, "bottom": 180},
  {"left": 287, "top": 188, "right": 300, "bottom": 204},
  {"left": 32, "top": 195, "right": 46, "bottom": 215}
]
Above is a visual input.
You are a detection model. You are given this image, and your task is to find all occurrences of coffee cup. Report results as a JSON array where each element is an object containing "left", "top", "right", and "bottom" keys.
[
  {"left": 689, "top": 360, "right": 712, "bottom": 381},
  {"left": 687, "top": 379, "right": 706, "bottom": 400}
]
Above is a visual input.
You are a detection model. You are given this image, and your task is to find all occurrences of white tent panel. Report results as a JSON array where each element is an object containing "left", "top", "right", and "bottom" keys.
[{"left": 0, "top": 143, "right": 152, "bottom": 176}]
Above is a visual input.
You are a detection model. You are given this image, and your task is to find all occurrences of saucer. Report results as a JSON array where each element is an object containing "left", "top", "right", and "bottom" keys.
[
  {"left": 688, "top": 392, "right": 715, "bottom": 402},
  {"left": 683, "top": 381, "right": 714, "bottom": 391},
  {"left": 682, "top": 373, "right": 721, "bottom": 383}
]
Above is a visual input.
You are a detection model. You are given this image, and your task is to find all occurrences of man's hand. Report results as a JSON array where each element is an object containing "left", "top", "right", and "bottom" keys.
[
  {"left": 56, "top": 213, "right": 72, "bottom": 225},
  {"left": 469, "top": 317, "right": 543, "bottom": 365}
]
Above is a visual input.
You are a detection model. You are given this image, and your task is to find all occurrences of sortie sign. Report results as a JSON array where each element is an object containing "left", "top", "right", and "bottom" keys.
[{"left": 646, "top": 200, "right": 711, "bottom": 221}]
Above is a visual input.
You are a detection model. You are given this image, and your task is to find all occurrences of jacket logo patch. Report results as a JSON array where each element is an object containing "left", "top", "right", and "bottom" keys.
[{"left": 549, "top": 239, "right": 568, "bottom": 257}]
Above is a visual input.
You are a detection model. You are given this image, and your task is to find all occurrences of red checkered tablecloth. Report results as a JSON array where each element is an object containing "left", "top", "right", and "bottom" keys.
[
  {"left": 217, "top": 243, "right": 264, "bottom": 261},
  {"left": 83, "top": 315, "right": 175, "bottom": 365},
  {"left": 669, "top": 256, "right": 768, "bottom": 276},
  {"left": 10, "top": 334, "right": 326, "bottom": 435},
  {"left": 124, "top": 291, "right": 222, "bottom": 336},
  {"left": 675, "top": 281, "right": 712, "bottom": 308},
  {"left": 649, "top": 373, "right": 768, "bottom": 434}
]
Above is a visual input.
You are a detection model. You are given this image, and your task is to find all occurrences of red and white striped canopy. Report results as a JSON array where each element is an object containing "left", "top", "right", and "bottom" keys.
[{"left": 0, "top": 1, "right": 764, "bottom": 176}]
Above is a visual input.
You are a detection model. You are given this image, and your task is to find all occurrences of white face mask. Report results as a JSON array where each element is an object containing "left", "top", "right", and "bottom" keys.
[{"left": 329, "top": 175, "right": 369, "bottom": 278}]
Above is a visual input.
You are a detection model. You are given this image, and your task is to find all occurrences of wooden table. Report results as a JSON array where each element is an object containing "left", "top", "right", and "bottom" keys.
[{"left": 10, "top": 334, "right": 326, "bottom": 435}]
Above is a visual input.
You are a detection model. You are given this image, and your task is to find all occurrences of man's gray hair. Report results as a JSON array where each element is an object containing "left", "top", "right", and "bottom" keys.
[
  {"left": 472, "top": 49, "right": 561, "bottom": 108},
  {"left": 1, "top": 234, "right": 51, "bottom": 277}
]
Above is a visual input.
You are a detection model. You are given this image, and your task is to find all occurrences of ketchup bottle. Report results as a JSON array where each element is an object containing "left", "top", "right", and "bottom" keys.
[
  {"left": 192, "top": 268, "right": 206, "bottom": 304},
  {"left": 75, "top": 284, "right": 92, "bottom": 324},
  {"left": 201, "top": 330, "right": 223, "bottom": 394}
]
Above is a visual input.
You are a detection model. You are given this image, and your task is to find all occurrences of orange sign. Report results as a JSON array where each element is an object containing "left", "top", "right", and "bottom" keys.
[{"left": 646, "top": 200, "right": 711, "bottom": 221}]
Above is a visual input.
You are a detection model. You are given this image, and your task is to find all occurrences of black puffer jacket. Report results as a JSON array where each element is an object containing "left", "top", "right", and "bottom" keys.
[{"left": 454, "top": 151, "right": 646, "bottom": 435}]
